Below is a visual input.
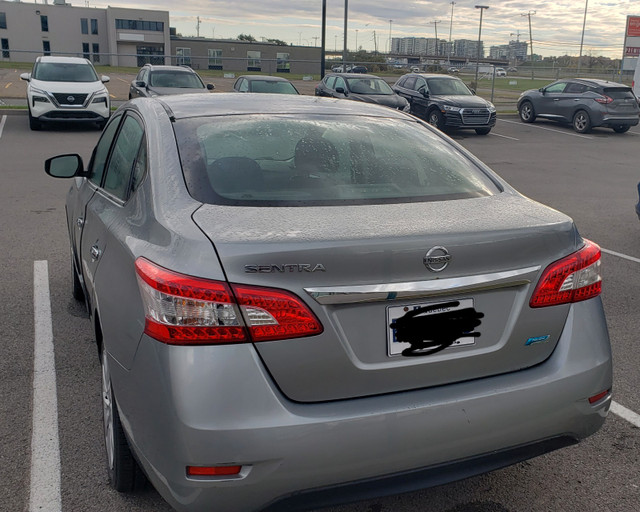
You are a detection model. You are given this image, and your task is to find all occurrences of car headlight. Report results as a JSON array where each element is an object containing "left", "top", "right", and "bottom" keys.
[
  {"left": 443, "top": 105, "right": 461, "bottom": 112},
  {"left": 30, "top": 87, "right": 50, "bottom": 103},
  {"left": 487, "top": 103, "right": 496, "bottom": 113},
  {"left": 402, "top": 102, "right": 411, "bottom": 112}
]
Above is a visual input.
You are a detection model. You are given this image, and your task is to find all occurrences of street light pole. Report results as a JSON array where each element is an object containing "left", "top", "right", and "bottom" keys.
[
  {"left": 321, "top": 0, "right": 326, "bottom": 78},
  {"left": 578, "top": 0, "right": 588, "bottom": 74},
  {"left": 448, "top": 1, "right": 455, "bottom": 64},
  {"left": 388, "top": 19, "right": 393, "bottom": 54},
  {"left": 474, "top": 5, "right": 489, "bottom": 88},
  {"left": 522, "top": 11, "right": 535, "bottom": 79},
  {"left": 343, "top": 0, "right": 348, "bottom": 69},
  {"left": 431, "top": 20, "right": 441, "bottom": 58},
  {"left": 355, "top": 29, "right": 358, "bottom": 52}
]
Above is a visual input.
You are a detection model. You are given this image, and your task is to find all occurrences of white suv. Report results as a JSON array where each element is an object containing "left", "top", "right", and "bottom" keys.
[{"left": 20, "top": 56, "right": 110, "bottom": 130}]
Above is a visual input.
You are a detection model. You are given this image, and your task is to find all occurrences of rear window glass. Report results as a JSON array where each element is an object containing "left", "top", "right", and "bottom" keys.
[
  {"left": 249, "top": 80, "right": 298, "bottom": 94},
  {"left": 604, "top": 87, "right": 635, "bottom": 100},
  {"left": 149, "top": 71, "right": 203, "bottom": 88},
  {"left": 175, "top": 115, "right": 500, "bottom": 206}
]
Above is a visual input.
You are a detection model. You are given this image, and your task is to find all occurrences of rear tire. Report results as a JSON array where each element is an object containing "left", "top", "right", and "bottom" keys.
[
  {"left": 518, "top": 101, "right": 535, "bottom": 123},
  {"left": 613, "top": 125, "right": 630, "bottom": 133},
  {"left": 475, "top": 127, "right": 491, "bottom": 135},
  {"left": 101, "top": 345, "right": 141, "bottom": 492},
  {"left": 573, "top": 110, "right": 592, "bottom": 133}
]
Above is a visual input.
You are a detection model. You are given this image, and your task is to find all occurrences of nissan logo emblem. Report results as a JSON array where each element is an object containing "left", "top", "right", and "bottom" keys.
[
  {"left": 424, "top": 246, "right": 451, "bottom": 272},
  {"left": 67, "top": 95, "right": 75, "bottom": 103}
]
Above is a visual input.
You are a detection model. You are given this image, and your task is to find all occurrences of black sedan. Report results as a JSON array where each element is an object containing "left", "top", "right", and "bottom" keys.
[
  {"left": 517, "top": 78, "right": 639, "bottom": 134},
  {"left": 392, "top": 73, "right": 496, "bottom": 135},
  {"left": 232, "top": 75, "right": 299, "bottom": 94},
  {"left": 315, "top": 73, "right": 409, "bottom": 111},
  {"left": 129, "top": 64, "right": 214, "bottom": 99}
]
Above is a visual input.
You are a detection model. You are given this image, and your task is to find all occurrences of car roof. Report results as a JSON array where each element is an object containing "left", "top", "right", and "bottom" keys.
[
  {"left": 566, "top": 78, "right": 630, "bottom": 88},
  {"left": 151, "top": 93, "right": 411, "bottom": 121},
  {"left": 325, "top": 73, "right": 383, "bottom": 79},
  {"left": 36, "top": 56, "right": 91, "bottom": 65},
  {"left": 238, "top": 75, "right": 291, "bottom": 82},
  {"left": 402, "top": 73, "right": 460, "bottom": 79},
  {"left": 144, "top": 65, "right": 196, "bottom": 73}
]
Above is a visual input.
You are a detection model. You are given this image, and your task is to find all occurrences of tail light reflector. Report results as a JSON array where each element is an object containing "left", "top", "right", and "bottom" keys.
[
  {"left": 594, "top": 95, "right": 613, "bottom": 104},
  {"left": 135, "top": 258, "right": 322, "bottom": 345},
  {"left": 187, "top": 465, "right": 242, "bottom": 477},
  {"left": 529, "top": 240, "right": 601, "bottom": 308}
]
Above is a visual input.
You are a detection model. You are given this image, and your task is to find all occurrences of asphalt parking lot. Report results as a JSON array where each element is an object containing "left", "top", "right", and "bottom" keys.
[{"left": 0, "top": 108, "right": 639, "bottom": 512}]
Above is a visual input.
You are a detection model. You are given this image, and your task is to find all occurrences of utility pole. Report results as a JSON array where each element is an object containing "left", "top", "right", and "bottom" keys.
[
  {"left": 321, "top": 0, "right": 326, "bottom": 78},
  {"left": 196, "top": 16, "right": 201, "bottom": 38},
  {"left": 522, "top": 10, "right": 535, "bottom": 79},
  {"left": 474, "top": 5, "right": 489, "bottom": 88},
  {"left": 343, "top": 0, "right": 348, "bottom": 69},
  {"left": 448, "top": 2, "right": 455, "bottom": 64},
  {"left": 388, "top": 19, "right": 393, "bottom": 54},
  {"left": 355, "top": 29, "right": 358, "bottom": 52},
  {"left": 431, "top": 20, "right": 441, "bottom": 57},
  {"left": 578, "top": 0, "right": 588, "bottom": 74},
  {"left": 373, "top": 30, "right": 378, "bottom": 53}
]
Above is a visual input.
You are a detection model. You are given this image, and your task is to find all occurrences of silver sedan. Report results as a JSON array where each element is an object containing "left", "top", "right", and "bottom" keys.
[{"left": 45, "top": 94, "right": 612, "bottom": 512}]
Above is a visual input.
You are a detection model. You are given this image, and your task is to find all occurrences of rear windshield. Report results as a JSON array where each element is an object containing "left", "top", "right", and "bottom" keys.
[
  {"left": 175, "top": 115, "right": 499, "bottom": 206},
  {"left": 604, "top": 87, "right": 635, "bottom": 100},
  {"left": 33, "top": 62, "right": 98, "bottom": 82},
  {"left": 150, "top": 71, "right": 203, "bottom": 88},
  {"left": 345, "top": 78, "right": 394, "bottom": 95},
  {"left": 249, "top": 81, "right": 298, "bottom": 94}
]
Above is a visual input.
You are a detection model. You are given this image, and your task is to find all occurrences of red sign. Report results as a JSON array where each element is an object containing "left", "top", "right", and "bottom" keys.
[
  {"left": 626, "top": 46, "right": 640, "bottom": 56},
  {"left": 627, "top": 16, "right": 640, "bottom": 36}
]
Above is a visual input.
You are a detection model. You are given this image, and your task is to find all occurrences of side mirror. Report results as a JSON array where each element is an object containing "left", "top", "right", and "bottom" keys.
[
  {"left": 101, "top": 75, "right": 110, "bottom": 83},
  {"left": 45, "top": 154, "right": 85, "bottom": 179},
  {"left": 336, "top": 86, "right": 347, "bottom": 96},
  {"left": 135, "top": 81, "right": 146, "bottom": 88},
  {"left": 539, "top": 87, "right": 546, "bottom": 93},
  {"left": 207, "top": 83, "right": 215, "bottom": 90},
  {"left": 20, "top": 73, "right": 31, "bottom": 82},
  {"left": 420, "top": 88, "right": 429, "bottom": 98}
]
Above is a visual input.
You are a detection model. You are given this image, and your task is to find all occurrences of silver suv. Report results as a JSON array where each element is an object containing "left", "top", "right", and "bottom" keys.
[{"left": 20, "top": 56, "right": 110, "bottom": 130}]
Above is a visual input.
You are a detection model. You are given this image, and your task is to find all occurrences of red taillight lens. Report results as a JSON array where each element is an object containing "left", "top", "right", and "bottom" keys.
[
  {"left": 594, "top": 95, "right": 613, "bottom": 104},
  {"left": 135, "top": 258, "right": 322, "bottom": 344},
  {"left": 186, "top": 465, "right": 242, "bottom": 477},
  {"left": 529, "top": 240, "right": 602, "bottom": 308}
]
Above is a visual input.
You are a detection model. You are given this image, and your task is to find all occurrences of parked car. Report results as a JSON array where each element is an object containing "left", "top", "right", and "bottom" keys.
[
  {"left": 517, "top": 78, "right": 640, "bottom": 133},
  {"left": 232, "top": 75, "right": 299, "bottom": 94},
  {"left": 507, "top": 67, "right": 518, "bottom": 73},
  {"left": 447, "top": 67, "right": 460, "bottom": 74},
  {"left": 20, "top": 55, "right": 110, "bottom": 130},
  {"left": 351, "top": 65, "right": 368, "bottom": 73},
  {"left": 633, "top": 61, "right": 640, "bottom": 101},
  {"left": 636, "top": 182, "right": 640, "bottom": 220},
  {"left": 315, "top": 73, "right": 409, "bottom": 111},
  {"left": 129, "top": 64, "right": 214, "bottom": 99},
  {"left": 331, "top": 65, "right": 352, "bottom": 73},
  {"left": 495, "top": 67, "right": 507, "bottom": 77},
  {"left": 393, "top": 73, "right": 496, "bottom": 135},
  {"left": 44, "top": 94, "right": 611, "bottom": 512}
]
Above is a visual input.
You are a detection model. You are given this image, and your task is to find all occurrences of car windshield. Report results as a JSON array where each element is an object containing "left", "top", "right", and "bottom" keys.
[
  {"left": 249, "top": 81, "right": 299, "bottom": 94},
  {"left": 346, "top": 78, "right": 394, "bottom": 95},
  {"left": 33, "top": 62, "right": 98, "bottom": 82},
  {"left": 427, "top": 78, "right": 472, "bottom": 96},
  {"left": 149, "top": 71, "right": 203, "bottom": 88},
  {"left": 175, "top": 115, "right": 499, "bottom": 206}
]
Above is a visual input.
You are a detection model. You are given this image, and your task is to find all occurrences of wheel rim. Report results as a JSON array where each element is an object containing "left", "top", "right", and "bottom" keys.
[
  {"left": 101, "top": 350, "right": 115, "bottom": 471},
  {"left": 428, "top": 112, "right": 439, "bottom": 126},
  {"left": 575, "top": 114, "right": 587, "bottom": 131},
  {"left": 521, "top": 104, "right": 531, "bottom": 120}
]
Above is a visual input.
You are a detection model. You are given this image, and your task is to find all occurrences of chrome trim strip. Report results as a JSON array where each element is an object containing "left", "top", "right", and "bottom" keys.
[{"left": 304, "top": 266, "right": 541, "bottom": 305}]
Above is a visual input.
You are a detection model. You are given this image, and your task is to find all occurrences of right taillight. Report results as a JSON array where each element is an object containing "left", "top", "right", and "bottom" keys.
[
  {"left": 529, "top": 239, "right": 602, "bottom": 308},
  {"left": 135, "top": 257, "right": 322, "bottom": 345}
]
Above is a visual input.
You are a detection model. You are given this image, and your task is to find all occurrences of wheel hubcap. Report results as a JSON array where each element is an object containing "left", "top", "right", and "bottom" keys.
[
  {"left": 101, "top": 351, "right": 115, "bottom": 471},
  {"left": 576, "top": 116, "right": 586, "bottom": 130},
  {"left": 429, "top": 114, "right": 438, "bottom": 125}
]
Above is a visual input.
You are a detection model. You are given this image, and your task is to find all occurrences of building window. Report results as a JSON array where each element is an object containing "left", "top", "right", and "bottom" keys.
[
  {"left": 247, "top": 50, "right": 261, "bottom": 71},
  {"left": 176, "top": 47, "right": 191, "bottom": 66},
  {"left": 93, "top": 43, "right": 100, "bottom": 63},
  {"left": 276, "top": 53, "right": 290, "bottom": 73},
  {"left": 1, "top": 38, "right": 9, "bottom": 59},
  {"left": 91, "top": 18, "right": 98, "bottom": 35},
  {"left": 0, "top": 12, "right": 7, "bottom": 30},
  {"left": 115, "top": 19, "right": 164, "bottom": 31},
  {"left": 82, "top": 42, "right": 90, "bottom": 59},
  {"left": 81, "top": 18, "right": 88, "bottom": 34},
  {"left": 136, "top": 45, "right": 164, "bottom": 66},
  {"left": 42, "top": 40, "right": 50, "bottom": 56},
  {"left": 207, "top": 49, "right": 222, "bottom": 70},
  {"left": 40, "top": 15, "right": 48, "bottom": 32}
]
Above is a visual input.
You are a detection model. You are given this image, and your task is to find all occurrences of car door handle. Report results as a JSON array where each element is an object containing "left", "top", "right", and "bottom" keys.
[
  {"left": 553, "top": 98, "right": 560, "bottom": 101},
  {"left": 76, "top": 217, "right": 84, "bottom": 228},
  {"left": 90, "top": 245, "right": 102, "bottom": 260}
]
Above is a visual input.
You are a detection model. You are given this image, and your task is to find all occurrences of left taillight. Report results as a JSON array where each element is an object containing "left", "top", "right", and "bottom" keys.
[
  {"left": 529, "top": 239, "right": 602, "bottom": 308},
  {"left": 594, "top": 95, "right": 613, "bottom": 104},
  {"left": 135, "top": 258, "right": 322, "bottom": 345}
]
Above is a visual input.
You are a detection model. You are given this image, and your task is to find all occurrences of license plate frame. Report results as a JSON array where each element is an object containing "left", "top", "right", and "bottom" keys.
[{"left": 386, "top": 298, "right": 476, "bottom": 356}]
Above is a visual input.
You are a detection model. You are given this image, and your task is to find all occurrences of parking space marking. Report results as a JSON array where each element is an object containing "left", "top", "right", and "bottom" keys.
[
  {"left": 601, "top": 247, "right": 640, "bottom": 264},
  {"left": 611, "top": 402, "right": 640, "bottom": 428},
  {"left": 31, "top": 261, "right": 62, "bottom": 512},
  {"left": 499, "top": 118, "right": 595, "bottom": 140},
  {"left": 117, "top": 77, "right": 129, "bottom": 83},
  {"left": 490, "top": 132, "right": 519, "bottom": 141},
  {"left": 4, "top": 82, "right": 11, "bottom": 89},
  {"left": 0, "top": 115, "right": 6, "bottom": 139}
]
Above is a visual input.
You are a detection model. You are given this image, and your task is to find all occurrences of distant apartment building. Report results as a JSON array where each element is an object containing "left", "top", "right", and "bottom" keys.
[
  {"left": 490, "top": 40, "right": 528, "bottom": 63},
  {"left": 0, "top": 0, "right": 170, "bottom": 66},
  {"left": 453, "top": 39, "right": 484, "bottom": 60},
  {"left": 391, "top": 37, "right": 447, "bottom": 56}
]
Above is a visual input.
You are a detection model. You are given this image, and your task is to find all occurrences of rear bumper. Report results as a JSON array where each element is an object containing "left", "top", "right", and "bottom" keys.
[
  {"left": 110, "top": 298, "right": 611, "bottom": 512},
  {"left": 599, "top": 114, "right": 639, "bottom": 127}
]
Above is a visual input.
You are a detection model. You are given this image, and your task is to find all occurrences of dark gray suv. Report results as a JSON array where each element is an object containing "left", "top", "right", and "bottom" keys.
[{"left": 517, "top": 78, "right": 639, "bottom": 133}]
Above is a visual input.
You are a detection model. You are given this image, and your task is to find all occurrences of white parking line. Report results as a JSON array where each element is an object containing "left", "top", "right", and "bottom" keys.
[
  {"left": 0, "top": 115, "right": 6, "bottom": 139},
  {"left": 499, "top": 118, "right": 595, "bottom": 140},
  {"left": 601, "top": 247, "right": 640, "bottom": 264},
  {"left": 31, "top": 261, "right": 62, "bottom": 512},
  {"left": 611, "top": 402, "right": 640, "bottom": 428},
  {"left": 490, "top": 132, "right": 519, "bottom": 141}
]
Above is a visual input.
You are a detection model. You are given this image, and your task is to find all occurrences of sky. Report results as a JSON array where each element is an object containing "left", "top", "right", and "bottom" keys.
[{"left": 88, "top": 0, "right": 639, "bottom": 58}]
